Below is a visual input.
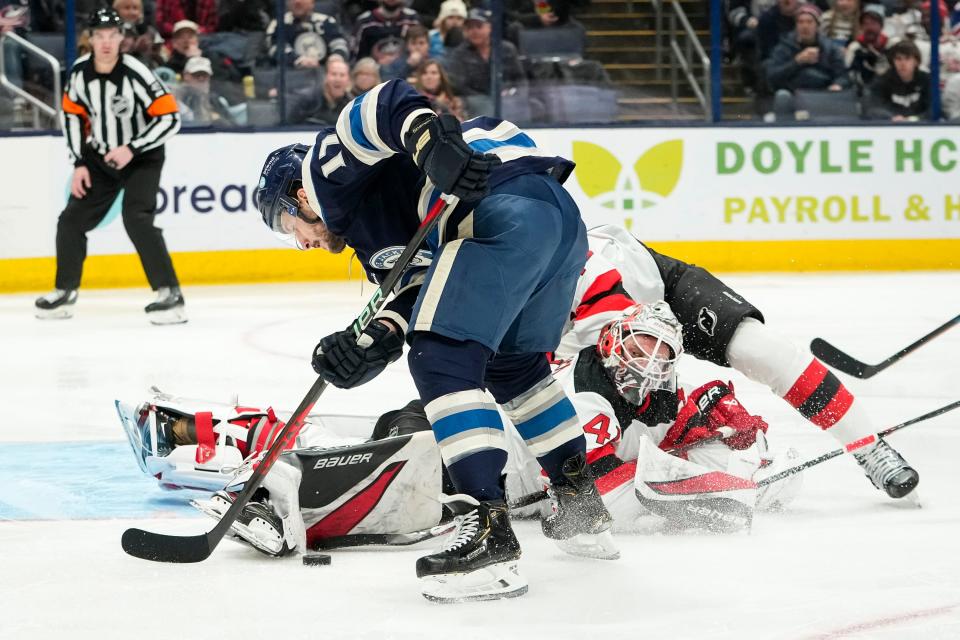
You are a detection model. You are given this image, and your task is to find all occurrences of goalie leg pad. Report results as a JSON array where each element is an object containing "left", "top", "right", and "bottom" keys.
[{"left": 421, "top": 561, "right": 529, "bottom": 604}]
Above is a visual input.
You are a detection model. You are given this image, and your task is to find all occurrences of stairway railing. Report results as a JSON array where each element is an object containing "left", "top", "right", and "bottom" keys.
[
  {"left": 651, "top": 0, "right": 711, "bottom": 120},
  {"left": 0, "top": 32, "right": 61, "bottom": 128}
]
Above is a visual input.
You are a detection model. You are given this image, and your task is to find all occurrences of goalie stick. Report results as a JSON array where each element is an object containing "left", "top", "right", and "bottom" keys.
[
  {"left": 121, "top": 195, "right": 458, "bottom": 563},
  {"left": 756, "top": 399, "right": 960, "bottom": 487},
  {"left": 507, "top": 427, "right": 736, "bottom": 511},
  {"left": 810, "top": 314, "right": 959, "bottom": 379}
]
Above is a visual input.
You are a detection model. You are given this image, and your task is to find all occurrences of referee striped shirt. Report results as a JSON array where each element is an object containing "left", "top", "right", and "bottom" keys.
[{"left": 60, "top": 53, "right": 181, "bottom": 166}]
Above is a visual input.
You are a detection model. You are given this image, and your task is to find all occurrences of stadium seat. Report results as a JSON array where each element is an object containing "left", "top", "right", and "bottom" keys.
[
  {"left": 795, "top": 88, "right": 860, "bottom": 121},
  {"left": 518, "top": 23, "right": 585, "bottom": 58},
  {"left": 251, "top": 67, "right": 321, "bottom": 100},
  {"left": 534, "top": 84, "right": 619, "bottom": 124},
  {"left": 246, "top": 99, "right": 279, "bottom": 126},
  {"left": 26, "top": 33, "right": 65, "bottom": 65}
]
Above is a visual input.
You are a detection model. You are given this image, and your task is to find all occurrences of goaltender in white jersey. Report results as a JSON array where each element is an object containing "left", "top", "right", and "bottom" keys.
[{"left": 115, "top": 224, "right": 919, "bottom": 556}]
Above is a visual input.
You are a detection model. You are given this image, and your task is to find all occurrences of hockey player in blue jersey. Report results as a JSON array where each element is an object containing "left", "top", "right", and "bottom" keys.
[{"left": 255, "top": 79, "right": 616, "bottom": 602}]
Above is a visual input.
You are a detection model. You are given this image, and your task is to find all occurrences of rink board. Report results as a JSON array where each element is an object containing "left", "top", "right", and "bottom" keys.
[{"left": 1, "top": 126, "right": 958, "bottom": 291}]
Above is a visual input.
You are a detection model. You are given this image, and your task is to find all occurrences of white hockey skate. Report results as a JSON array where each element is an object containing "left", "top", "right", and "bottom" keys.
[
  {"left": 35, "top": 289, "right": 77, "bottom": 319},
  {"left": 145, "top": 287, "right": 187, "bottom": 325},
  {"left": 192, "top": 491, "right": 293, "bottom": 557}
]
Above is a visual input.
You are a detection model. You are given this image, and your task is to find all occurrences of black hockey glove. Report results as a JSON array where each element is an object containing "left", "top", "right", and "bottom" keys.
[
  {"left": 404, "top": 113, "right": 501, "bottom": 202},
  {"left": 312, "top": 320, "right": 404, "bottom": 389}
]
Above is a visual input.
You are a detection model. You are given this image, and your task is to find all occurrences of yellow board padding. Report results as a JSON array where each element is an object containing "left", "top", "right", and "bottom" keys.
[
  {"left": 645, "top": 238, "right": 960, "bottom": 273},
  {"left": 0, "top": 238, "right": 957, "bottom": 293},
  {"left": 0, "top": 248, "right": 361, "bottom": 293}
]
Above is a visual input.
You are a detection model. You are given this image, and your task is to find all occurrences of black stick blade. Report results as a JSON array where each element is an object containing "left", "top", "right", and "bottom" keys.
[
  {"left": 121, "top": 527, "right": 213, "bottom": 563},
  {"left": 810, "top": 337, "right": 871, "bottom": 378}
]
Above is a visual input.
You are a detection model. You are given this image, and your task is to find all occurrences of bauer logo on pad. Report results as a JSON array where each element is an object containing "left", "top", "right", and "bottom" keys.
[{"left": 572, "top": 140, "right": 683, "bottom": 213}]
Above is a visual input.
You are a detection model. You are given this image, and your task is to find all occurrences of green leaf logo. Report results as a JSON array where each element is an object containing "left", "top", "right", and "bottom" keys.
[{"left": 572, "top": 140, "right": 683, "bottom": 214}]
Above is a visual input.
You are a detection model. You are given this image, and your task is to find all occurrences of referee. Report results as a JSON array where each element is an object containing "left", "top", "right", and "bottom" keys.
[{"left": 35, "top": 8, "right": 186, "bottom": 324}]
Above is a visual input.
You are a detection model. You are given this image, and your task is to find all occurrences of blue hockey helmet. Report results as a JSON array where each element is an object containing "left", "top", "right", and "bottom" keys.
[{"left": 256, "top": 143, "right": 311, "bottom": 235}]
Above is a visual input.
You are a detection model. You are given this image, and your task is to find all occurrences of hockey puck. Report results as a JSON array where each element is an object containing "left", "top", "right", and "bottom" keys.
[{"left": 302, "top": 552, "right": 332, "bottom": 567}]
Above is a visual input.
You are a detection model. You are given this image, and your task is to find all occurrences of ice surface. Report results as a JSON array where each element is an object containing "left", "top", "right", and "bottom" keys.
[{"left": 1, "top": 274, "right": 959, "bottom": 639}]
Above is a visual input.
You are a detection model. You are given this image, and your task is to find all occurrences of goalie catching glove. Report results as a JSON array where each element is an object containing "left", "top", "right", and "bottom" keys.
[
  {"left": 404, "top": 113, "right": 501, "bottom": 202},
  {"left": 313, "top": 319, "right": 404, "bottom": 388},
  {"left": 661, "top": 380, "right": 769, "bottom": 452}
]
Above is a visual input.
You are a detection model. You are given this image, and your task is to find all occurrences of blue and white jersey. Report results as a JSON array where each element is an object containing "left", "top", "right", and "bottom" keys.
[{"left": 300, "top": 79, "right": 575, "bottom": 328}]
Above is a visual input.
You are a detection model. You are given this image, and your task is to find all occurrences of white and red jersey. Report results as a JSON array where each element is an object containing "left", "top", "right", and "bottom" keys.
[{"left": 556, "top": 224, "right": 667, "bottom": 359}]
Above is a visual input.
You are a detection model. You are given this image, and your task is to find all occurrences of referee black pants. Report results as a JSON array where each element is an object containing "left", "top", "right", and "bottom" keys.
[{"left": 55, "top": 147, "right": 180, "bottom": 291}]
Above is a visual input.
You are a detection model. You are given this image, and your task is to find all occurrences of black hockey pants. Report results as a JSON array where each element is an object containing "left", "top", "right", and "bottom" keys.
[{"left": 54, "top": 147, "right": 179, "bottom": 291}]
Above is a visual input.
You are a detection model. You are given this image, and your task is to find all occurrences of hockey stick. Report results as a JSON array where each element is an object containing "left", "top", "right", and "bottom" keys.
[
  {"left": 507, "top": 427, "right": 736, "bottom": 511},
  {"left": 122, "top": 195, "right": 457, "bottom": 563},
  {"left": 810, "top": 314, "right": 959, "bottom": 379},
  {"left": 312, "top": 528, "right": 442, "bottom": 550},
  {"left": 757, "top": 399, "right": 960, "bottom": 487}
]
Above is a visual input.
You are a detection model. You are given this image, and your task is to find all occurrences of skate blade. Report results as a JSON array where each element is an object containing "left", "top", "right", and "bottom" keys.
[
  {"left": 189, "top": 497, "right": 229, "bottom": 520},
  {"left": 554, "top": 530, "right": 620, "bottom": 560},
  {"left": 421, "top": 561, "right": 529, "bottom": 603},
  {"left": 148, "top": 307, "right": 188, "bottom": 325},
  {"left": 35, "top": 307, "right": 74, "bottom": 319},
  {"left": 189, "top": 498, "right": 248, "bottom": 544}
]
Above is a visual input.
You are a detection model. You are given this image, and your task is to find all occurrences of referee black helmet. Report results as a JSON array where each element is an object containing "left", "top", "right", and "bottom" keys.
[{"left": 88, "top": 8, "right": 124, "bottom": 30}]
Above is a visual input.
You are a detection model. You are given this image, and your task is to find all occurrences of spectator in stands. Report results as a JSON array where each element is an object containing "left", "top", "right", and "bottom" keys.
[
  {"left": 30, "top": 0, "right": 63, "bottom": 32},
  {"left": 266, "top": 0, "right": 348, "bottom": 68},
  {"left": 883, "top": 0, "right": 922, "bottom": 41},
  {"left": 114, "top": 0, "right": 165, "bottom": 68},
  {"left": 429, "top": 0, "right": 466, "bottom": 58},
  {"left": 381, "top": 24, "right": 429, "bottom": 80},
  {"left": 846, "top": 4, "right": 889, "bottom": 91},
  {"left": 351, "top": 56, "right": 381, "bottom": 92},
  {"left": 288, "top": 56, "right": 353, "bottom": 124},
  {"left": 0, "top": 0, "right": 29, "bottom": 85},
  {"left": 863, "top": 38, "right": 930, "bottom": 117},
  {"left": 446, "top": 8, "right": 525, "bottom": 96},
  {"left": 414, "top": 58, "right": 465, "bottom": 119},
  {"left": 758, "top": 0, "right": 801, "bottom": 62},
  {"left": 218, "top": 0, "right": 274, "bottom": 32},
  {"left": 727, "top": 0, "right": 766, "bottom": 91},
  {"left": 943, "top": 69, "right": 960, "bottom": 118},
  {"left": 166, "top": 19, "right": 202, "bottom": 74},
  {"left": 765, "top": 4, "right": 850, "bottom": 116},
  {"left": 411, "top": 0, "right": 443, "bottom": 27},
  {"left": 505, "top": 0, "right": 588, "bottom": 28},
  {"left": 909, "top": 0, "right": 960, "bottom": 79},
  {"left": 354, "top": 0, "right": 422, "bottom": 60},
  {"left": 155, "top": 0, "right": 216, "bottom": 38},
  {"left": 821, "top": 0, "right": 861, "bottom": 47},
  {"left": 342, "top": 0, "right": 378, "bottom": 28},
  {"left": 175, "top": 55, "right": 217, "bottom": 124}
]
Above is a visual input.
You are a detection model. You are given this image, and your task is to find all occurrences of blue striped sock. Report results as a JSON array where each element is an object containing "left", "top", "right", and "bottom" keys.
[
  {"left": 425, "top": 388, "right": 507, "bottom": 501},
  {"left": 502, "top": 375, "right": 585, "bottom": 484}
]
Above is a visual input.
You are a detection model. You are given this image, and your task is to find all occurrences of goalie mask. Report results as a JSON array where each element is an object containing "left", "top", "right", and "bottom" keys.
[{"left": 597, "top": 301, "right": 683, "bottom": 405}]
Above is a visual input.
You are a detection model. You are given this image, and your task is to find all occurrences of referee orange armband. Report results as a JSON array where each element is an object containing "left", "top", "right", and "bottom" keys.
[{"left": 146, "top": 94, "right": 179, "bottom": 117}]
